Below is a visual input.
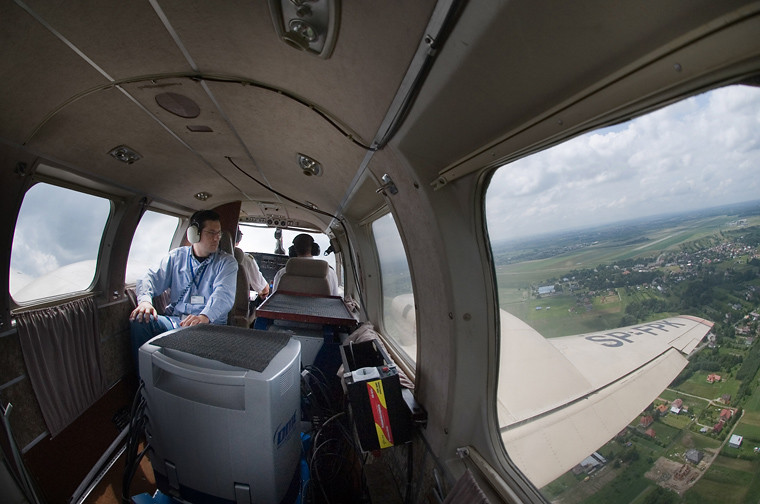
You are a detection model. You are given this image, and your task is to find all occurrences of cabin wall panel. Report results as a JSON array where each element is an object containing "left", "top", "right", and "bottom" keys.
[
  {"left": 369, "top": 434, "right": 451, "bottom": 504},
  {"left": 97, "top": 300, "right": 133, "bottom": 387},
  {"left": 0, "top": 332, "right": 25, "bottom": 385},
  {"left": 0, "top": 147, "right": 38, "bottom": 327},
  {"left": 2, "top": 377, "right": 47, "bottom": 450},
  {"left": 366, "top": 149, "right": 455, "bottom": 451}
]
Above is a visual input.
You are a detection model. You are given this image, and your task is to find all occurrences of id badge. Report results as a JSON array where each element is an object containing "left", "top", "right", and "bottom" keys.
[{"left": 190, "top": 295, "right": 205, "bottom": 305}]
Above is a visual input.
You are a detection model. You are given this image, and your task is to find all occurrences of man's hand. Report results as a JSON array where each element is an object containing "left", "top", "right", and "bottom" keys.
[
  {"left": 130, "top": 301, "right": 157, "bottom": 322},
  {"left": 259, "top": 284, "right": 270, "bottom": 299},
  {"left": 179, "top": 314, "right": 210, "bottom": 327}
]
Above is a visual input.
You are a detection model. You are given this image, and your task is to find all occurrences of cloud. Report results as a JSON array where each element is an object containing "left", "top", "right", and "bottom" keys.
[
  {"left": 125, "top": 211, "right": 181, "bottom": 283},
  {"left": 11, "top": 183, "right": 110, "bottom": 280},
  {"left": 486, "top": 85, "right": 760, "bottom": 241}
]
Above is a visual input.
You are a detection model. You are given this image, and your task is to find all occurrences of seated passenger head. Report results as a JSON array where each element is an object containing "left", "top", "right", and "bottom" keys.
[
  {"left": 235, "top": 227, "right": 243, "bottom": 245},
  {"left": 186, "top": 209, "right": 222, "bottom": 256},
  {"left": 289, "top": 233, "right": 320, "bottom": 257}
]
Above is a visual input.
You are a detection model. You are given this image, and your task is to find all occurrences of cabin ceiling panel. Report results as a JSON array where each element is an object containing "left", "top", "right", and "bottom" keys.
[
  {"left": 118, "top": 78, "right": 277, "bottom": 202},
  {"left": 121, "top": 79, "right": 245, "bottom": 157},
  {"left": 341, "top": 172, "right": 385, "bottom": 224},
  {"left": 393, "top": 0, "right": 756, "bottom": 182},
  {"left": 213, "top": 81, "right": 367, "bottom": 216},
  {"left": 156, "top": 0, "right": 437, "bottom": 144},
  {"left": 24, "top": 86, "right": 240, "bottom": 209},
  {"left": 0, "top": 1, "right": 110, "bottom": 143},
  {"left": 21, "top": 0, "right": 191, "bottom": 78}
]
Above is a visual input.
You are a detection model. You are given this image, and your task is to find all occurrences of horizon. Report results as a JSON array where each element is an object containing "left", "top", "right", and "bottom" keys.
[
  {"left": 486, "top": 85, "right": 760, "bottom": 245},
  {"left": 489, "top": 196, "right": 760, "bottom": 250}
]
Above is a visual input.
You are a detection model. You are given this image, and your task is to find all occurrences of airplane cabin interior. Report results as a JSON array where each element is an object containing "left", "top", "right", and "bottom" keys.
[{"left": 2, "top": 1, "right": 760, "bottom": 503}]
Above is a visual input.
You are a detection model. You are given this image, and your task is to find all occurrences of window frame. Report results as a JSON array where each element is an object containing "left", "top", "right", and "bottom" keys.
[
  {"left": 481, "top": 82, "right": 760, "bottom": 497},
  {"left": 367, "top": 209, "right": 418, "bottom": 374}
]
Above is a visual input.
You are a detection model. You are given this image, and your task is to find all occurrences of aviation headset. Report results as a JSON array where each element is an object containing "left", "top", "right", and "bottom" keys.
[
  {"left": 186, "top": 210, "right": 220, "bottom": 244},
  {"left": 289, "top": 233, "right": 320, "bottom": 257}
]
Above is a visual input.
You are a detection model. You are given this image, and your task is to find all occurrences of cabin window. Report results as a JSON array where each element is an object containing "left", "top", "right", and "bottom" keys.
[
  {"left": 372, "top": 213, "right": 416, "bottom": 364},
  {"left": 485, "top": 85, "right": 760, "bottom": 499},
  {"left": 125, "top": 210, "right": 180, "bottom": 284},
  {"left": 10, "top": 182, "right": 111, "bottom": 303}
]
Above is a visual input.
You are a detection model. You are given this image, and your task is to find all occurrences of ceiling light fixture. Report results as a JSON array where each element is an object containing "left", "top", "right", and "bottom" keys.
[
  {"left": 268, "top": 0, "right": 340, "bottom": 59},
  {"left": 194, "top": 192, "right": 211, "bottom": 201},
  {"left": 108, "top": 145, "right": 142, "bottom": 164},
  {"left": 298, "top": 153, "right": 322, "bottom": 176}
]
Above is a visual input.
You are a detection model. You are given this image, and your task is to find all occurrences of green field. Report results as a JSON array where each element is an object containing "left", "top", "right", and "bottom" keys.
[
  {"left": 674, "top": 371, "right": 740, "bottom": 401},
  {"left": 734, "top": 424, "right": 760, "bottom": 443},
  {"left": 508, "top": 210, "right": 760, "bottom": 503},
  {"left": 684, "top": 455, "right": 760, "bottom": 504},
  {"left": 661, "top": 412, "right": 693, "bottom": 430},
  {"left": 500, "top": 291, "right": 626, "bottom": 337},
  {"left": 660, "top": 389, "right": 680, "bottom": 401},
  {"left": 648, "top": 421, "right": 681, "bottom": 446},
  {"left": 743, "top": 386, "right": 760, "bottom": 413},
  {"left": 493, "top": 216, "right": 749, "bottom": 290},
  {"left": 493, "top": 215, "right": 747, "bottom": 339},
  {"left": 733, "top": 410, "right": 760, "bottom": 453},
  {"left": 676, "top": 431, "right": 721, "bottom": 451}
]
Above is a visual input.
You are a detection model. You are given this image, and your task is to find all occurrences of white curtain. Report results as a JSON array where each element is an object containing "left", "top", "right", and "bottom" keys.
[{"left": 16, "top": 296, "right": 107, "bottom": 437}]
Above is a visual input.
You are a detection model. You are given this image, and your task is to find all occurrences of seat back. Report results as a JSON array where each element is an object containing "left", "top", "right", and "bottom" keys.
[
  {"left": 228, "top": 246, "right": 256, "bottom": 327},
  {"left": 218, "top": 230, "right": 234, "bottom": 255},
  {"left": 277, "top": 258, "right": 331, "bottom": 296}
]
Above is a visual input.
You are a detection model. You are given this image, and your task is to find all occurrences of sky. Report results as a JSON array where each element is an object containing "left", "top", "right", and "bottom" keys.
[
  {"left": 485, "top": 84, "right": 760, "bottom": 243},
  {"left": 10, "top": 184, "right": 110, "bottom": 296}
]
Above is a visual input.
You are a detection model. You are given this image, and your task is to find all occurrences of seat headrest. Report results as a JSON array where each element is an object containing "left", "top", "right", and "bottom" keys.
[
  {"left": 284, "top": 257, "right": 329, "bottom": 277},
  {"left": 233, "top": 247, "right": 246, "bottom": 263}
]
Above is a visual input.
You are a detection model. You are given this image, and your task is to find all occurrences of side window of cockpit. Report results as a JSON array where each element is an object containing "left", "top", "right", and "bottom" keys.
[
  {"left": 10, "top": 183, "right": 111, "bottom": 303},
  {"left": 125, "top": 211, "right": 180, "bottom": 284},
  {"left": 371, "top": 213, "right": 416, "bottom": 364}
]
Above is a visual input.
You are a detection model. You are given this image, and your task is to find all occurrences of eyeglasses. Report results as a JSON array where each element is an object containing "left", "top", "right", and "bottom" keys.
[{"left": 202, "top": 230, "right": 223, "bottom": 238}]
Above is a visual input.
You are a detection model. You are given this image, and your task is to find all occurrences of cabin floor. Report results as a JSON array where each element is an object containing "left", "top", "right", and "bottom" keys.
[
  {"left": 20, "top": 375, "right": 406, "bottom": 504},
  {"left": 84, "top": 445, "right": 155, "bottom": 504}
]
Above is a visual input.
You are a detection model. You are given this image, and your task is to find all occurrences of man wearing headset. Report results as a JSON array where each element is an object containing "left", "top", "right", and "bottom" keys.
[
  {"left": 129, "top": 210, "right": 238, "bottom": 366},
  {"left": 272, "top": 233, "right": 340, "bottom": 296},
  {"left": 235, "top": 228, "right": 270, "bottom": 300}
]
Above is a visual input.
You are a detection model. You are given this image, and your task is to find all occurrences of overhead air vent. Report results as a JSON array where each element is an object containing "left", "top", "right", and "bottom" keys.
[{"left": 268, "top": 0, "right": 340, "bottom": 59}]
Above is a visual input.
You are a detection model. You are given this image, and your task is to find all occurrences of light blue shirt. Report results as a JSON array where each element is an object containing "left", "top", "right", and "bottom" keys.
[{"left": 136, "top": 246, "right": 238, "bottom": 324}]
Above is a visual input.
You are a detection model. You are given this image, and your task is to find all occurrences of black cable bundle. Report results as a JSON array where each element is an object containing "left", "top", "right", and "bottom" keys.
[
  {"left": 301, "top": 365, "right": 339, "bottom": 428},
  {"left": 306, "top": 411, "right": 371, "bottom": 504},
  {"left": 121, "top": 382, "right": 150, "bottom": 504}
]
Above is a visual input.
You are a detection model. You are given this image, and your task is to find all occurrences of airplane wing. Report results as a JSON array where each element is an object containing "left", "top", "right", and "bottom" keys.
[{"left": 497, "top": 311, "right": 712, "bottom": 488}]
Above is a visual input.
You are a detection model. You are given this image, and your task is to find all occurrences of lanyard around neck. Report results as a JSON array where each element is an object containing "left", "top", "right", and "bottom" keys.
[{"left": 188, "top": 252, "right": 211, "bottom": 290}]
